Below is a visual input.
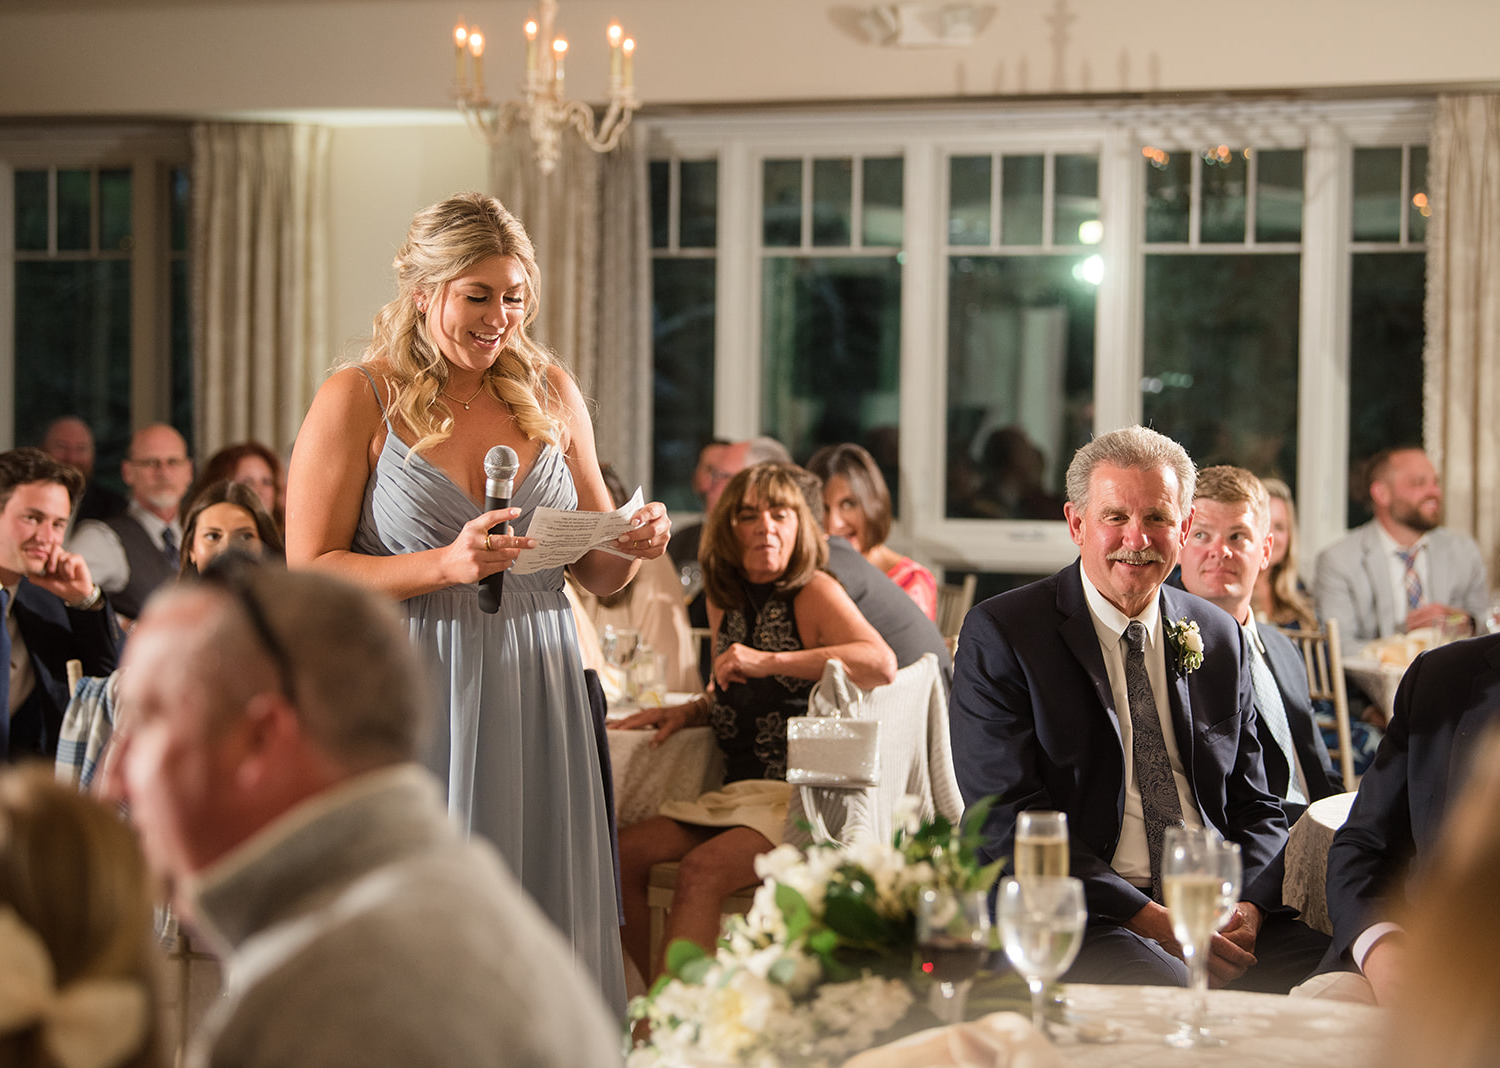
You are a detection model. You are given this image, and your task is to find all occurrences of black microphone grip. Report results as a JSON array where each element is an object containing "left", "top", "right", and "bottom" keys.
[{"left": 477, "top": 493, "right": 510, "bottom": 615}]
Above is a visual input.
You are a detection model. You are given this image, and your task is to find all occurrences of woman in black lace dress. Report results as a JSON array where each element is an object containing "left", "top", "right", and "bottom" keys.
[{"left": 615, "top": 462, "right": 895, "bottom": 982}]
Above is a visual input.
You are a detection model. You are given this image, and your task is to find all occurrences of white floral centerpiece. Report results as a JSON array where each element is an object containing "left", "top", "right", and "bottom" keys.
[{"left": 626, "top": 798, "right": 1005, "bottom": 1067}]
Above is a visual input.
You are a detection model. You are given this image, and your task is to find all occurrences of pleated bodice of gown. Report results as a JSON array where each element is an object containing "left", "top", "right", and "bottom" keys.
[{"left": 352, "top": 425, "right": 626, "bottom": 1013}]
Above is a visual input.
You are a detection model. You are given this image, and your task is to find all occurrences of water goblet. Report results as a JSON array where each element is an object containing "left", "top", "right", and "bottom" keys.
[
  {"left": 600, "top": 625, "right": 642, "bottom": 697},
  {"left": 997, "top": 876, "right": 1087, "bottom": 1036},
  {"left": 916, "top": 887, "right": 991, "bottom": 1026},
  {"left": 1161, "top": 827, "right": 1242, "bottom": 1049}
]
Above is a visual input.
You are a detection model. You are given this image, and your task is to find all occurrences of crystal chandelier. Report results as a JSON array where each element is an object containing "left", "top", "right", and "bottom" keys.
[{"left": 450, "top": 0, "right": 639, "bottom": 176}]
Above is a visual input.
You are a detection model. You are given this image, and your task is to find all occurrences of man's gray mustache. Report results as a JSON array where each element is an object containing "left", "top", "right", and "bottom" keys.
[{"left": 1107, "top": 549, "right": 1165, "bottom": 565}]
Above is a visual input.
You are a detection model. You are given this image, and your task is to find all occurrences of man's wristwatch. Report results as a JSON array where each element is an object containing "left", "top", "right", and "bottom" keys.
[{"left": 65, "top": 584, "right": 104, "bottom": 611}]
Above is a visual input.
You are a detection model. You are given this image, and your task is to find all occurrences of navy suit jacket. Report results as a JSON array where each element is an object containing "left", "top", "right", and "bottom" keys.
[
  {"left": 1323, "top": 633, "right": 1500, "bottom": 968},
  {"left": 7, "top": 579, "right": 123, "bottom": 761},
  {"left": 950, "top": 561, "right": 1289, "bottom": 925},
  {"left": 1256, "top": 623, "right": 1343, "bottom": 819}
]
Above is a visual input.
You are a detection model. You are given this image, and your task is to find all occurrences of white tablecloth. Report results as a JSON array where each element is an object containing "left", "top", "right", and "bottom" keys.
[
  {"left": 1054, "top": 984, "right": 1383, "bottom": 1066},
  {"left": 846, "top": 984, "right": 1384, "bottom": 1067},
  {"left": 607, "top": 725, "right": 723, "bottom": 828},
  {"left": 1342, "top": 656, "right": 1407, "bottom": 724},
  {"left": 1283, "top": 791, "right": 1358, "bottom": 935}
]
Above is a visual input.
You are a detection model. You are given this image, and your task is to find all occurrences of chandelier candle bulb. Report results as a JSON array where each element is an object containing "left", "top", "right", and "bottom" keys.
[
  {"left": 552, "top": 37, "right": 566, "bottom": 94},
  {"left": 525, "top": 19, "right": 538, "bottom": 77},
  {"left": 467, "top": 30, "right": 485, "bottom": 99},
  {"left": 453, "top": 24, "right": 468, "bottom": 87},
  {"left": 608, "top": 22, "right": 622, "bottom": 82},
  {"left": 622, "top": 37, "right": 635, "bottom": 90}
]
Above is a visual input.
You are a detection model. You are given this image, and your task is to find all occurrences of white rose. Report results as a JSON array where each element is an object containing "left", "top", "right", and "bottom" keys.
[{"left": 1184, "top": 627, "right": 1204, "bottom": 653}]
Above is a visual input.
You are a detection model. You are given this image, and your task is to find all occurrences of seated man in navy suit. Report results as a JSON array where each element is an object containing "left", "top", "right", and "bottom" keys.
[
  {"left": 1314, "top": 632, "right": 1500, "bottom": 1004},
  {"left": 0, "top": 448, "right": 124, "bottom": 762},
  {"left": 950, "top": 426, "right": 1327, "bottom": 991},
  {"left": 1177, "top": 466, "right": 1342, "bottom": 824}
]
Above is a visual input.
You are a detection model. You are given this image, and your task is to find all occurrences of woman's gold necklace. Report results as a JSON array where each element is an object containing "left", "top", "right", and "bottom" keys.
[{"left": 441, "top": 382, "right": 486, "bottom": 410}]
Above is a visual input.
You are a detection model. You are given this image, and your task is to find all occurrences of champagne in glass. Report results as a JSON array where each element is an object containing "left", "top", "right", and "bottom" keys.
[
  {"left": 916, "top": 887, "right": 991, "bottom": 1025},
  {"left": 997, "top": 876, "right": 1087, "bottom": 1036},
  {"left": 1015, "top": 810, "right": 1069, "bottom": 880},
  {"left": 1161, "top": 827, "right": 1242, "bottom": 1049}
]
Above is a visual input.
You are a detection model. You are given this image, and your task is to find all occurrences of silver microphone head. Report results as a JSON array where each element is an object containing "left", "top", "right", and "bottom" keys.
[{"left": 483, "top": 445, "right": 520, "bottom": 481}]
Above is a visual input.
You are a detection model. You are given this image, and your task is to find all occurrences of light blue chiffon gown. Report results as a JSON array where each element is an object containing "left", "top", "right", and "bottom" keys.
[{"left": 352, "top": 406, "right": 627, "bottom": 1013}]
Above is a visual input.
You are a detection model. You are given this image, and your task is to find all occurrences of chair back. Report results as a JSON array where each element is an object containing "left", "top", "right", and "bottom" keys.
[
  {"left": 936, "top": 573, "right": 978, "bottom": 650},
  {"left": 1278, "top": 618, "right": 1357, "bottom": 789},
  {"left": 785, "top": 654, "right": 962, "bottom": 847}
]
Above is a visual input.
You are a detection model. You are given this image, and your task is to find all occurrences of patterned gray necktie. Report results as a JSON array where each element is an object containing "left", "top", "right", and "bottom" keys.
[
  {"left": 1246, "top": 637, "right": 1307, "bottom": 806},
  {"left": 1124, "top": 621, "right": 1183, "bottom": 901}
]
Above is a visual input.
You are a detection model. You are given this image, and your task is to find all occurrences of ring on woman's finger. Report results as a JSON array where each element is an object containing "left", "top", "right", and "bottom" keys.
[{"left": 484, "top": 533, "right": 493, "bottom": 552}]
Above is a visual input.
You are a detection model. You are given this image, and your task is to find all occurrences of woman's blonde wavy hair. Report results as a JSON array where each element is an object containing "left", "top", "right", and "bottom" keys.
[{"left": 354, "top": 192, "right": 565, "bottom": 456}]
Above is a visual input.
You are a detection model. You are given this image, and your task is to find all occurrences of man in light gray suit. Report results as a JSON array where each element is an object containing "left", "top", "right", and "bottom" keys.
[{"left": 1314, "top": 447, "right": 1488, "bottom": 657}]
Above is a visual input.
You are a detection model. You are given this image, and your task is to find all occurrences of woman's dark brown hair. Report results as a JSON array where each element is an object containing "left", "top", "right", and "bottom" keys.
[
  {"left": 700, "top": 462, "right": 827, "bottom": 611},
  {"left": 179, "top": 479, "right": 285, "bottom": 578},
  {"left": 805, "top": 442, "right": 893, "bottom": 551}
]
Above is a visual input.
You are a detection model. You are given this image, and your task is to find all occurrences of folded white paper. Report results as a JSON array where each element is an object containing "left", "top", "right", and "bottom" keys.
[{"left": 510, "top": 487, "right": 645, "bottom": 575}]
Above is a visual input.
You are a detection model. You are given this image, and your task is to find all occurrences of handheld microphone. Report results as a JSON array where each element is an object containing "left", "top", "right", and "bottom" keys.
[{"left": 478, "top": 445, "right": 520, "bottom": 615}]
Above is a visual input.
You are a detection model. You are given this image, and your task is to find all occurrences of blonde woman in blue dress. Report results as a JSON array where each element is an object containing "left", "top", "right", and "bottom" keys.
[{"left": 285, "top": 193, "right": 670, "bottom": 1011}]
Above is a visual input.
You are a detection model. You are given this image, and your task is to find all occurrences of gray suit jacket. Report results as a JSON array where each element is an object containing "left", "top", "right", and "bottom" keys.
[{"left": 1313, "top": 521, "right": 1488, "bottom": 656}]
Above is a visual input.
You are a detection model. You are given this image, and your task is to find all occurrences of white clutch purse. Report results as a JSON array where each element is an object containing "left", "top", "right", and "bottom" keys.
[{"left": 786, "top": 660, "right": 881, "bottom": 788}]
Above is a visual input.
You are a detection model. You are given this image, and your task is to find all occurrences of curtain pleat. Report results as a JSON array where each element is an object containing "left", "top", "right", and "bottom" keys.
[
  {"left": 490, "top": 123, "right": 651, "bottom": 493},
  {"left": 1425, "top": 95, "right": 1500, "bottom": 575},
  {"left": 190, "top": 122, "right": 330, "bottom": 459}
]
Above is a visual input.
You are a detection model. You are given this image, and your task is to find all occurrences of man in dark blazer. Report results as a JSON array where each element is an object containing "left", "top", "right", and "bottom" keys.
[
  {"left": 1318, "top": 632, "right": 1500, "bottom": 1004},
  {"left": 1, "top": 448, "right": 124, "bottom": 762},
  {"left": 951, "top": 426, "right": 1327, "bottom": 991},
  {"left": 1177, "top": 466, "right": 1342, "bottom": 823}
]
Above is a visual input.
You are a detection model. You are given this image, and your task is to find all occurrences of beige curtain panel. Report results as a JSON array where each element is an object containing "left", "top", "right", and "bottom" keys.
[
  {"left": 191, "top": 122, "right": 331, "bottom": 460},
  {"left": 491, "top": 125, "right": 651, "bottom": 495},
  {"left": 1425, "top": 94, "right": 1500, "bottom": 575}
]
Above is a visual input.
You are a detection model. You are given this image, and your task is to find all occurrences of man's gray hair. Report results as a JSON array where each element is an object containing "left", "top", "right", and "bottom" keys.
[
  {"left": 186, "top": 565, "right": 430, "bottom": 770},
  {"left": 744, "top": 436, "right": 792, "bottom": 466},
  {"left": 1064, "top": 425, "right": 1197, "bottom": 512}
]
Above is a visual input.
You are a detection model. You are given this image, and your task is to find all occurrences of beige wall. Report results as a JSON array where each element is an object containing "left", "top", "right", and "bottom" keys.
[{"left": 1, "top": 0, "right": 1497, "bottom": 117}]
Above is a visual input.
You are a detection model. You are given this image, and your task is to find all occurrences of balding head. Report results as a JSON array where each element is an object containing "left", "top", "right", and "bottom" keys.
[
  {"left": 41, "top": 416, "right": 96, "bottom": 477},
  {"left": 122, "top": 423, "right": 193, "bottom": 520},
  {"left": 103, "top": 562, "right": 430, "bottom": 890}
]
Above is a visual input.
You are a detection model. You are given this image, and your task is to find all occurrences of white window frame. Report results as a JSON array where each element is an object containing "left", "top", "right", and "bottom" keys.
[{"left": 642, "top": 95, "right": 1433, "bottom": 575}]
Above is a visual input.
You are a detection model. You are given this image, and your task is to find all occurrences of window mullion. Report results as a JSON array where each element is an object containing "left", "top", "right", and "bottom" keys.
[
  {"left": 1297, "top": 123, "right": 1352, "bottom": 556},
  {"left": 715, "top": 140, "right": 759, "bottom": 439},
  {"left": 1095, "top": 126, "right": 1144, "bottom": 433}
]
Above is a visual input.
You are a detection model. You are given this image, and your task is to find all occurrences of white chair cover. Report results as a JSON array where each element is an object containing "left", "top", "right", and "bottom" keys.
[{"left": 785, "top": 654, "right": 962, "bottom": 847}]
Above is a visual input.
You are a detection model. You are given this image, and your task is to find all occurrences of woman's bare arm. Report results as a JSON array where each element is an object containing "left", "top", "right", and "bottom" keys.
[{"left": 712, "top": 571, "right": 897, "bottom": 690}]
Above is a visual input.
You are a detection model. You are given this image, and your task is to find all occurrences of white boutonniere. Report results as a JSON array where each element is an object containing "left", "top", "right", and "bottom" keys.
[{"left": 1165, "top": 617, "right": 1204, "bottom": 675}]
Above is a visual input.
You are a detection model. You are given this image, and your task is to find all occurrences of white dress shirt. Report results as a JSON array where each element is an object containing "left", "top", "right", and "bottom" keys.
[
  {"left": 1078, "top": 569, "right": 1203, "bottom": 887},
  {"left": 68, "top": 500, "right": 182, "bottom": 594}
]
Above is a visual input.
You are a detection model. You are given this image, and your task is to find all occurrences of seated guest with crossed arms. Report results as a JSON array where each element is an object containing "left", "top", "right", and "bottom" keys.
[{"left": 1176, "top": 466, "right": 1342, "bottom": 823}]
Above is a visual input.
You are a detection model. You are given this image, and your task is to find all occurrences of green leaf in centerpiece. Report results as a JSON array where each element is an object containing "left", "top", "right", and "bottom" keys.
[
  {"left": 824, "top": 889, "right": 893, "bottom": 944},
  {"left": 664, "top": 938, "right": 707, "bottom": 978},
  {"left": 776, "top": 883, "right": 812, "bottom": 940},
  {"left": 768, "top": 955, "right": 799, "bottom": 986}
]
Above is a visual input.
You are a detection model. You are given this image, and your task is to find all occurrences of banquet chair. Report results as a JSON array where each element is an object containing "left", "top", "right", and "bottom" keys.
[
  {"left": 935, "top": 573, "right": 978, "bottom": 652},
  {"left": 1278, "top": 618, "right": 1357, "bottom": 790},
  {"left": 784, "top": 653, "right": 962, "bottom": 848},
  {"left": 645, "top": 655, "right": 964, "bottom": 965}
]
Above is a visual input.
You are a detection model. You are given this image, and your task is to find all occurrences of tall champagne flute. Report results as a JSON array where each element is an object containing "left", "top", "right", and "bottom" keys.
[
  {"left": 1014, "top": 810, "right": 1069, "bottom": 880},
  {"left": 997, "top": 876, "right": 1087, "bottom": 1035},
  {"left": 1161, "top": 827, "right": 1242, "bottom": 1049},
  {"left": 916, "top": 887, "right": 991, "bottom": 1025}
]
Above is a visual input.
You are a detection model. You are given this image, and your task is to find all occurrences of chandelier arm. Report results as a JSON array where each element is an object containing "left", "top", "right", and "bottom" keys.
[{"left": 559, "top": 99, "right": 636, "bottom": 155}]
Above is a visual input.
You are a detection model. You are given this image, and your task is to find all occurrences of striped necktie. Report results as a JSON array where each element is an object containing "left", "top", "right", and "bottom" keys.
[
  {"left": 1396, "top": 546, "right": 1423, "bottom": 612},
  {"left": 1245, "top": 632, "right": 1307, "bottom": 806},
  {"left": 161, "top": 527, "right": 180, "bottom": 570}
]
